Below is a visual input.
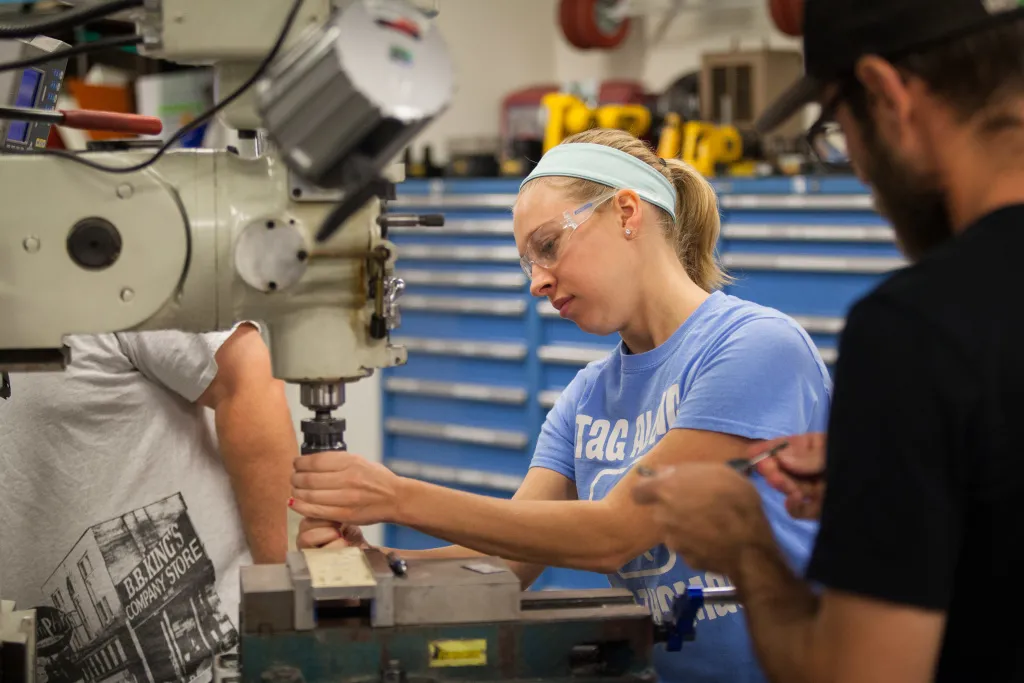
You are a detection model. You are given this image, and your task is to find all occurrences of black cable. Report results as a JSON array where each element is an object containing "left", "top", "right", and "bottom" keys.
[
  {"left": 34, "top": 0, "right": 306, "bottom": 175},
  {"left": 0, "top": 0, "right": 143, "bottom": 39},
  {"left": 0, "top": 34, "right": 142, "bottom": 73}
]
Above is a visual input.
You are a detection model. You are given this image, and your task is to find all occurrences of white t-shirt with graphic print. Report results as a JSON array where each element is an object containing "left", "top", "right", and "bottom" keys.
[{"left": 0, "top": 331, "right": 251, "bottom": 683}]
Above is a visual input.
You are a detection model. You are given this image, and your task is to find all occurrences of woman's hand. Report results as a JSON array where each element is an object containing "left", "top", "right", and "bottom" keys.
[
  {"left": 296, "top": 517, "right": 369, "bottom": 550},
  {"left": 751, "top": 434, "right": 827, "bottom": 520},
  {"left": 290, "top": 452, "right": 403, "bottom": 525}
]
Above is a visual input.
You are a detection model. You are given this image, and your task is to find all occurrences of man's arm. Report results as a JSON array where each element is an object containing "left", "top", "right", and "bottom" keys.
[
  {"left": 729, "top": 523, "right": 945, "bottom": 683},
  {"left": 720, "top": 296, "right": 967, "bottom": 682},
  {"left": 198, "top": 325, "right": 297, "bottom": 563}
]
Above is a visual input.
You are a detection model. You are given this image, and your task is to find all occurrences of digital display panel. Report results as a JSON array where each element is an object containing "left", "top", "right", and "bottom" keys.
[{"left": 7, "top": 69, "right": 43, "bottom": 143}]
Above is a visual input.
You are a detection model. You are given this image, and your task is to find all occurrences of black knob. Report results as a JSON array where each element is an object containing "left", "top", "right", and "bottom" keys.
[
  {"left": 300, "top": 417, "right": 346, "bottom": 455},
  {"left": 67, "top": 218, "right": 122, "bottom": 271},
  {"left": 370, "top": 314, "right": 387, "bottom": 340},
  {"left": 418, "top": 214, "right": 445, "bottom": 226}
]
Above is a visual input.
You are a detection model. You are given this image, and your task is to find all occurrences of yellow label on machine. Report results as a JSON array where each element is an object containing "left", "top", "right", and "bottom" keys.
[{"left": 428, "top": 639, "right": 487, "bottom": 667}]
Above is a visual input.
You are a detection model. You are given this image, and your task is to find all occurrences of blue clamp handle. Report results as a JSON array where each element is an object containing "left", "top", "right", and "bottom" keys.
[{"left": 664, "top": 586, "right": 705, "bottom": 652}]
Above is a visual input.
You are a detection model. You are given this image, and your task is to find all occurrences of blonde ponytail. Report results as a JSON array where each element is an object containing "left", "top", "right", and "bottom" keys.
[
  {"left": 523, "top": 128, "right": 730, "bottom": 292},
  {"left": 660, "top": 157, "right": 729, "bottom": 291}
]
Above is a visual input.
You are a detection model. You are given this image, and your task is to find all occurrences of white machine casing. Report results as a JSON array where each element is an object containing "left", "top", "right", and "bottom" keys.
[{"left": 1, "top": 1, "right": 454, "bottom": 677}]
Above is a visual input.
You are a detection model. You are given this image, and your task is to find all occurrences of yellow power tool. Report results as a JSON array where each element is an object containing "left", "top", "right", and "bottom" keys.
[
  {"left": 657, "top": 116, "right": 759, "bottom": 177},
  {"left": 542, "top": 92, "right": 652, "bottom": 153}
]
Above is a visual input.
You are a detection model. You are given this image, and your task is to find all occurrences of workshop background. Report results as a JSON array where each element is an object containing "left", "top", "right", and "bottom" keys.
[
  {"left": 18, "top": 0, "right": 891, "bottom": 590},
  {"left": 314, "top": 0, "right": 817, "bottom": 555}
]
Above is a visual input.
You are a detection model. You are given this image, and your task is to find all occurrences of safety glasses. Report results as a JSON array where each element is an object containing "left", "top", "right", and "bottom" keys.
[
  {"left": 519, "top": 191, "right": 617, "bottom": 278},
  {"left": 806, "top": 86, "right": 849, "bottom": 167}
]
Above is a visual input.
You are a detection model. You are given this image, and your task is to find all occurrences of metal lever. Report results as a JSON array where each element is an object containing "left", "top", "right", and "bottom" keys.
[
  {"left": 316, "top": 170, "right": 395, "bottom": 243},
  {"left": 384, "top": 277, "right": 406, "bottom": 331},
  {"left": 660, "top": 586, "right": 739, "bottom": 651},
  {"left": 377, "top": 213, "right": 445, "bottom": 229}
]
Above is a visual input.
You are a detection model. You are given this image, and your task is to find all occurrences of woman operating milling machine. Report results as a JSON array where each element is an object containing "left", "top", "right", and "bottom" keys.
[{"left": 288, "top": 129, "right": 833, "bottom": 683}]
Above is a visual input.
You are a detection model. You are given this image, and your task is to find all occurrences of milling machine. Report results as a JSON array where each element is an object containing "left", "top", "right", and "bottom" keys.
[{"left": 0, "top": 0, "right": 450, "bottom": 679}]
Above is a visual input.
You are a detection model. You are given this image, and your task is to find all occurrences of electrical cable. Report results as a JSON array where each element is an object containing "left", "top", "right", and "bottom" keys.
[
  {"left": 0, "top": 0, "right": 143, "bottom": 39},
  {"left": 0, "top": 34, "right": 142, "bottom": 72},
  {"left": 32, "top": 0, "right": 306, "bottom": 175}
]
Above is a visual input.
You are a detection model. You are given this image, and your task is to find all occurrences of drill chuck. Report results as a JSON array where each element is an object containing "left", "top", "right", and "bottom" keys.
[{"left": 300, "top": 414, "right": 347, "bottom": 454}]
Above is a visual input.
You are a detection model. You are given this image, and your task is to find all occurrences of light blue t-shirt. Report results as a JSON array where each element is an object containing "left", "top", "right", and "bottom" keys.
[{"left": 532, "top": 291, "right": 832, "bottom": 683}]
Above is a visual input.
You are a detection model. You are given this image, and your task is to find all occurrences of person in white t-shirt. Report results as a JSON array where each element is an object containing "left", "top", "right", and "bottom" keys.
[{"left": 0, "top": 324, "right": 297, "bottom": 683}]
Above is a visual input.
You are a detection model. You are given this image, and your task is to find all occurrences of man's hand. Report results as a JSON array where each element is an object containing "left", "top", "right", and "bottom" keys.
[
  {"left": 753, "top": 434, "right": 826, "bottom": 520},
  {"left": 290, "top": 451, "right": 403, "bottom": 525},
  {"left": 296, "top": 518, "right": 369, "bottom": 549},
  {"left": 631, "top": 462, "right": 773, "bottom": 576}
]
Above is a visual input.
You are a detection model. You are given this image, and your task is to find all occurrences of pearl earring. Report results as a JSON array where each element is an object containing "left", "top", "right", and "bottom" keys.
[{"left": 625, "top": 229, "right": 632, "bottom": 236}]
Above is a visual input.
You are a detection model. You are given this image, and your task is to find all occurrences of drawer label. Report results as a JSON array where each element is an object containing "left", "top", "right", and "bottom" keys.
[{"left": 429, "top": 639, "right": 488, "bottom": 667}]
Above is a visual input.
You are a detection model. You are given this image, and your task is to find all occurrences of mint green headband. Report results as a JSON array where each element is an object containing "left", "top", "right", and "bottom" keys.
[{"left": 520, "top": 142, "right": 677, "bottom": 218}]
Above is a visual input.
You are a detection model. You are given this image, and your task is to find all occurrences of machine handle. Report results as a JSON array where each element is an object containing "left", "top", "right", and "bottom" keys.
[
  {"left": 662, "top": 586, "right": 740, "bottom": 651},
  {"left": 60, "top": 109, "right": 164, "bottom": 135}
]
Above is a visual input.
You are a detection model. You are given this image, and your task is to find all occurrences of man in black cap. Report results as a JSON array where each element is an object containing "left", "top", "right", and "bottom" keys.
[{"left": 631, "top": 1, "right": 1024, "bottom": 681}]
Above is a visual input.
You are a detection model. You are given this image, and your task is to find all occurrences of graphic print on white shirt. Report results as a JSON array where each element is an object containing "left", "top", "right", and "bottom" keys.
[{"left": 32, "top": 494, "right": 237, "bottom": 683}]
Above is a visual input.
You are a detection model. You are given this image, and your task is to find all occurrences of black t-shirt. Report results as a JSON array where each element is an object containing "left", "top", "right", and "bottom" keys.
[{"left": 807, "top": 205, "right": 1024, "bottom": 681}]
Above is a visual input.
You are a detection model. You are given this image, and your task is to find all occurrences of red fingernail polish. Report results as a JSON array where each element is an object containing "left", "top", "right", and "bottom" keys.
[{"left": 287, "top": 497, "right": 295, "bottom": 507}]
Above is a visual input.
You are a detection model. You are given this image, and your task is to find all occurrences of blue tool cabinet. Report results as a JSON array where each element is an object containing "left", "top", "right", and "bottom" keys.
[{"left": 381, "top": 175, "right": 903, "bottom": 591}]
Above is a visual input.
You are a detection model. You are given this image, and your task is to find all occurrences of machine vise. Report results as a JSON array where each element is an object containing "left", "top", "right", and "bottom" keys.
[
  {"left": 239, "top": 548, "right": 659, "bottom": 683},
  {"left": 237, "top": 548, "right": 739, "bottom": 683}
]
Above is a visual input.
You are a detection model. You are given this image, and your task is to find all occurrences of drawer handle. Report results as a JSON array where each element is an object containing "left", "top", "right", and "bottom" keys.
[
  {"left": 386, "top": 378, "right": 527, "bottom": 405},
  {"left": 387, "top": 459, "right": 523, "bottom": 493},
  {"left": 790, "top": 315, "right": 845, "bottom": 335},
  {"left": 537, "top": 301, "right": 560, "bottom": 317},
  {"left": 400, "top": 295, "right": 526, "bottom": 316},
  {"left": 390, "top": 194, "right": 517, "bottom": 210},
  {"left": 388, "top": 220, "right": 514, "bottom": 236},
  {"left": 722, "top": 253, "right": 906, "bottom": 274},
  {"left": 399, "top": 269, "right": 526, "bottom": 290},
  {"left": 399, "top": 244, "right": 521, "bottom": 263},
  {"left": 721, "top": 195, "right": 874, "bottom": 210},
  {"left": 722, "top": 224, "right": 895, "bottom": 243},
  {"left": 385, "top": 418, "right": 528, "bottom": 449},
  {"left": 538, "top": 390, "right": 562, "bottom": 409},
  {"left": 394, "top": 337, "right": 527, "bottom": 360},
  {"left": 538, "top": 344, "right": 614, "bottom": 366}
]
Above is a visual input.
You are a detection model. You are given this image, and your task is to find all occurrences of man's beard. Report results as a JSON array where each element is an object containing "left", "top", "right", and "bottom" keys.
[{"left": 861, "top": 130, "right": 954, "bottom": 262}]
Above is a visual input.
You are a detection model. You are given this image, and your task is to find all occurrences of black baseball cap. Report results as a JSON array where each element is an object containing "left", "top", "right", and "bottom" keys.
[{"left": 756, "top": 0, "right": 1024, "bottom": 133}]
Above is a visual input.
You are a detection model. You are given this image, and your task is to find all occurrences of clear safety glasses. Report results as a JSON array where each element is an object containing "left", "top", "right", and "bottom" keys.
[
  {"left": 519, "top": 191, "right": 617, "bottom": 278},
  {"left": 806, "top": 88, "right": 849, "bottom": 167}
]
